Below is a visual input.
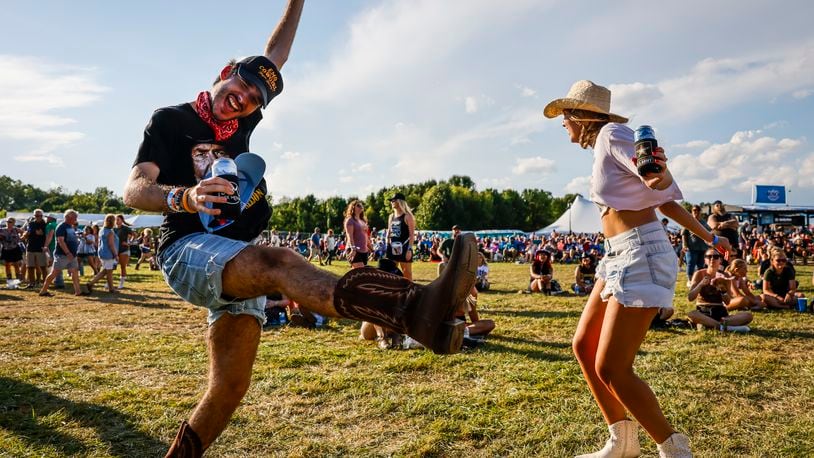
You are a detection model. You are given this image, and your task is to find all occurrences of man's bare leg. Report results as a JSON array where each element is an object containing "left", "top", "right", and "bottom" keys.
[
  {"left": 222, "top": 246, "right": 339, "bottom": 317},
  {"left": 187, "top": 314, "right": 261, "bottom": 449}
]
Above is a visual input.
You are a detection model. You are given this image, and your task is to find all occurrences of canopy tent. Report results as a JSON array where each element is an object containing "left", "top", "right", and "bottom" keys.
[
  {"left": 535, "top": 196, "right": 601, "bottom": 234},
  {"left": 535, "top": 196, "right": 682, "bottom": 234}
]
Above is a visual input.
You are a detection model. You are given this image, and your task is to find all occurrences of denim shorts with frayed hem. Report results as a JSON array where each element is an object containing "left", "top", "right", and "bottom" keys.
[
  {"left": 595, "top": 221, "right": 678, "bottom": 308},
  {"left": 158, "top": 233, "right": 266, "bottom": 327}
]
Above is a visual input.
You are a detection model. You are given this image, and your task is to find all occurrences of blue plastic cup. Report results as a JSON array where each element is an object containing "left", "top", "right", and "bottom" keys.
[{"left": 797, "top": 297, "right": 808, "bottom": 312}]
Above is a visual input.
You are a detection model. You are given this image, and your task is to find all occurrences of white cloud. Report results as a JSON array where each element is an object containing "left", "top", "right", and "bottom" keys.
[
  {"left": 266, "top": 151, "right": 317, "bottom": 199},
  {"left": 516, "top": 84, "right": 537, "bottom": 97},
  {"left": 792, "top": 88, "right": 813, "bottom": 99},
  {"left": 564, "top": 176, "right": 591, "bottom": 194},
  {"left": 0, "top": 55, "right": 108, "bottom": 166},
  {"left": 609, "top": 42, "right": 814, "bottom": 122},
  {"left": 352, "top": 162, "right": 373, "bottom": 173},
  {"left": 669, "top": 128, "right": 809, "bottom": 197},
  {"left": 512, "top": 156, "right": 556, "bottom": 175},
  {"left": 464, "top": 96, "right": 478, "bottom": 113},
  {"left": 672, "top": 140, "right": 711, "bottom": 149}
]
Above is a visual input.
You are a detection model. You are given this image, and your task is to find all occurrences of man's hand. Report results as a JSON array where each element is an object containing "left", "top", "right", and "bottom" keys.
[{"left": 185, "top": 177, "right": 235, "bottom": 215}]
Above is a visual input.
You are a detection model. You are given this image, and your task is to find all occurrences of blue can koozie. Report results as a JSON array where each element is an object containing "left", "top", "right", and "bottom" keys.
[{"left": 797, "top": 297, "right": 808, "bottom": 312}]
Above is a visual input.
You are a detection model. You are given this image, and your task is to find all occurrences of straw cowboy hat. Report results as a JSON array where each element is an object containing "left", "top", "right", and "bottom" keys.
[{"left": 543, "top": 80, "right": 628, "bottom": 123}]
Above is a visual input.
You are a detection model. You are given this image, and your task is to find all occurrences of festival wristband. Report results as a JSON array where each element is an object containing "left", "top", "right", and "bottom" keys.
[{"left": 711, "top": 235, "right": 719, "bottom": 246}]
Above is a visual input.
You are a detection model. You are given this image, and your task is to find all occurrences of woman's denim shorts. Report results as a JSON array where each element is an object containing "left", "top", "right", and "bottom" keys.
[
  {"left": 158, "top": 233, "right": 266, "bottom": 327},
  {"left": 595, "top": 221, "right": 678, "bottom": 308}
]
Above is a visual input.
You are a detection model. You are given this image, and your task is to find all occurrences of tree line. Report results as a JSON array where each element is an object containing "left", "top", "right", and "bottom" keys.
[
  {"left": 0, "top": 175, "right": 128, "bottom": 216},
  {"left": 269, "top": 175, "right": 579, "bottom": 233},
  {"left": 1, "top": 174, "right": 578, "bottom": 232}
]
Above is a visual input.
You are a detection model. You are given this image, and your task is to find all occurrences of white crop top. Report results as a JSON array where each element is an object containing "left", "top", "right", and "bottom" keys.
[{"left": 590, "top": 123, "right": 683, "bottom": 213}]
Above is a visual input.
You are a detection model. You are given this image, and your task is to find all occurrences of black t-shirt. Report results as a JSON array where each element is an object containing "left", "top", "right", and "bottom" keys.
[
  {"left": 134, "top": 103, "right": 270, "bottom": 254},
  {"left": 531, "top": 260, "right": 552, "bottom": 277},
  {"left": 709, "top": 212, "right": 739, "bottom": 246},
  {"left": 26, "top": 220, "right": 47, "bottom": 252}
]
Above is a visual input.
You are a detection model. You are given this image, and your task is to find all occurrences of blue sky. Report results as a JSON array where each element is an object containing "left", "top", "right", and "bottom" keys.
[{"left": 2, "top": 0, "right": 813, "bottom": 207}]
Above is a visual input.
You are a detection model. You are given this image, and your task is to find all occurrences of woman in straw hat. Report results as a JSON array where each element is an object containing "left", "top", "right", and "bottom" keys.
[{"left": 544, "top": 80, "right": 731, "bottom": 458}]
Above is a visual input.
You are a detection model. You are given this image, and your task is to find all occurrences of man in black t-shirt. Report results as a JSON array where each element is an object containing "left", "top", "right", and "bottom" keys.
[
  {"left": 22, "top": 209, "right": 49, "bottom": 288},
  {"left": 708, "top": 200, "right": 740, "bottom": 258},
  {"left": 122, "top": 2, "right": 477, "bottom": 455}
]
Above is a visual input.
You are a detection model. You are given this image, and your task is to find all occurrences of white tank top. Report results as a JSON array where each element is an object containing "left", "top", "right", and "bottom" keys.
[{"left": 590, "top": 123, "right": 683, "bottom": 213}]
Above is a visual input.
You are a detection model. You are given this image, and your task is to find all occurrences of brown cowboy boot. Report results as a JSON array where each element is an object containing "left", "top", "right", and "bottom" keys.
[
  {"left": 165, "top": 420, "right": 203, "bottom": 458},
  {"left": 334, "top": 233, "right": 478, "bottom": 354}
]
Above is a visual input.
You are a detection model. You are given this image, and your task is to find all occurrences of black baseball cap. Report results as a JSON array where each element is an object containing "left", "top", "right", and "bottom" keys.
[
  {"left": 235, "top": 56, "right": 284, "bottom": 108},
  {"left": 389, "top": 192, "right": 406, "bottom": 201},
  {"left": 713, "top": 200, "right": 723, "bottom": 205}
]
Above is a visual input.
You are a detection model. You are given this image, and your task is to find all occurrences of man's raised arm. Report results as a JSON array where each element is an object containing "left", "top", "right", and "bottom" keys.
[{"left": 264, "top": 0, "right": 305, "bottom": 69}]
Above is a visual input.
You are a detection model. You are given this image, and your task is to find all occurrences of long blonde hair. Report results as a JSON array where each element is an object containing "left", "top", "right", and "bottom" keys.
[
  {"left": 391, "top": 198, "right": 413, "bottom": 217},
  {"left": 727, "top": 258, "right": 747, "bottom": 276},
  {"left": 567, "top": 109, "right": 612, "bottom": 149}
]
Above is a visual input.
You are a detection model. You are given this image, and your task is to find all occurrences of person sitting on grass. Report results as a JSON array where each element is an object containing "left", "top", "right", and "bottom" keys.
[
  {"left": 687, "top": 274, "right": 753, "bottom": 331},
  {"left": 455, "top": 289, "right": 495, "bottom": 343},
  {"left": 527, "top": 249, "right": 553, "bottom": 294},
  {"left": 762, "top": 248, "right": 804, "bottom": 309},
  {"left": 572, "top": 254, "right": 595, "bottom": 296},
  {"left": 725, "top": 258, "right": 766, "bottom": 311},
  {"left": 475, "top": 252, "right": 490, "bottom": 291}
]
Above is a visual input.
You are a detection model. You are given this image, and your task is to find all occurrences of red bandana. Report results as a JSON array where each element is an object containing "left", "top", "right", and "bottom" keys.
[{"left": 195, "top": 91, "right": 238, "bottom": 142}]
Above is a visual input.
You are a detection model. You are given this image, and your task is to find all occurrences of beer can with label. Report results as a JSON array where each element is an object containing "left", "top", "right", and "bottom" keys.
[
  {"left": 210, "top": 157, "right": 241, "bottom": 222},
  {"left": 634, "top": 125, "right": 663, "bottom": 176}
]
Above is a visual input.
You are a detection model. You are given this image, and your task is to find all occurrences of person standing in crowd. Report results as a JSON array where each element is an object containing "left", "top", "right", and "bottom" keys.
[
  {"left": 42, "top": 214, "right": 64, "bottom": 289},
  {"left": 87, "top": 214, "right": 119, "bottom": 294},
  {"left": 545, "top": 80, "right": 731, "bottom": 457},
  {"left": 121, "top": 2, "right": 478, "bottom": 454},
  {"left": 114, "top": 215, "right": 133, "bottom": 289},
  {"left": 708, "top": 200, "right": 740, "bottom": 258},
  {"left": 0, "top": 218, "right": 24, "bottom": 289},
  {"left": 438, "top": 225, "right": 461, "bottom": 275},
  {"left": 22, "top": 210, "right": 49, "bottom": 289},
  {"left": 135, "top": 228, "right": 155, "bottom": 270},
  {"left": 307, "top": 227, "right": 321, "bottom": 264},
  {"left": 682, "top": 205, "right": 711, "bottom": 287},
  {"left": 385, "top": 192, "right": 416, "bottom": 281},
  {"left": 39, "top": 210, "right": 85, "bottom": 297},
  {"left": 77, "top": 225, "right": 100, "bottom": 277},
  {"left": 324, "top": 228, "right": 337, "bottom": 265},
  {"left": 344, "top": 200, "right": 371, "bottom": 268}
]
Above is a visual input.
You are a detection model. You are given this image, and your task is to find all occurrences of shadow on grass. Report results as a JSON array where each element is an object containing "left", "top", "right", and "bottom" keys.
[
  {"left": 0, "top": 293, "right": 25, "bottom": 302},
  {"left": 484, "top": 334, "right": 572, "bottom": 361},
  {"left": 486, "top": 309, "right": 582, "bottom": 319},
  {"left": 0, "top": 377, "right": 165, "bottom": 457},
  {"left": 87, "top": 292, "right": 174, "bottom": 309}
]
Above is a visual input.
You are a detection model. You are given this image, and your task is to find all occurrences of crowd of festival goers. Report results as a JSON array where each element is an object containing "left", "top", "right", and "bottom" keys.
[{"left": 2, "top": 199, "right": 810, "bottom": 343}]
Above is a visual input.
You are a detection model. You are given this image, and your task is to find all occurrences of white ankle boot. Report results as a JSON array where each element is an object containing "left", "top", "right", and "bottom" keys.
[
  {"left": 657, "top": 432, "right": 692, "bottom": 458},
  {"left": 576, "top": 419, "right": 640, "bottom": 458}
]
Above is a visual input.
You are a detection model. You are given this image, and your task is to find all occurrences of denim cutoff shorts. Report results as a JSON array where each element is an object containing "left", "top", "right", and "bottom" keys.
[
  {"left": 595, "top": 221, "right": 678, "bottom": 308},
  {"left": 158, "top": 233, "right": 266, "bottom": 327}
]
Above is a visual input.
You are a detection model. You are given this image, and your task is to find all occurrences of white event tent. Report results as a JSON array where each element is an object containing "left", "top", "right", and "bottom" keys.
[{"left": 535, "top": 196, "right": 681, "bottom": 235}]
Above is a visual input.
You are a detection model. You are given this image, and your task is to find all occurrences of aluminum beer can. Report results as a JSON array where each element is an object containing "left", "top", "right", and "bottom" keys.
[
  {"left": 634, "top": 125, "right": 662, "bottom": 176},
  {"left": 210, "top": 157, "right": 241, "bottom": 222}
]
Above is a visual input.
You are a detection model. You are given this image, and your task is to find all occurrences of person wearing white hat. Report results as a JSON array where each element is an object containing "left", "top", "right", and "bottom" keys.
[{"left": 545, "top": 80, "right": 731, "bottom": 458}]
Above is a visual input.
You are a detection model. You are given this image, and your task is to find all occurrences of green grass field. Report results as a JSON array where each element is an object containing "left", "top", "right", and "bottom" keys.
[{"left": 1, "top": 259, "right": 813, "bottom": 457}]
